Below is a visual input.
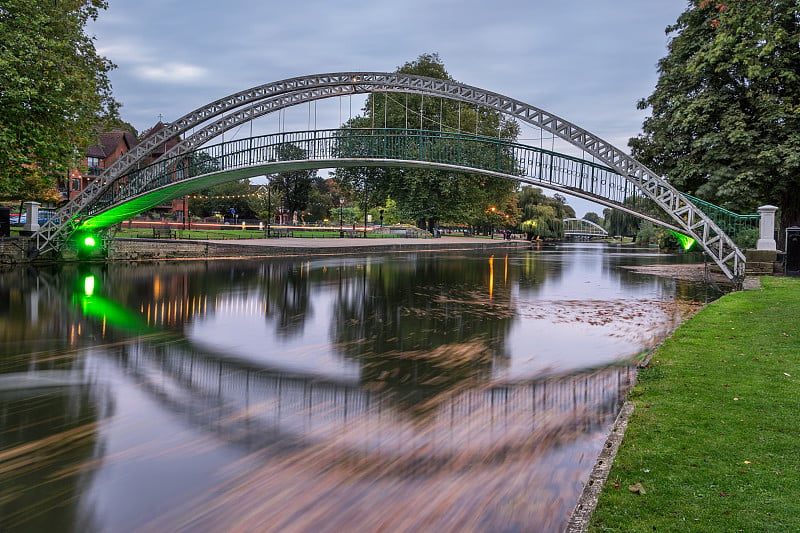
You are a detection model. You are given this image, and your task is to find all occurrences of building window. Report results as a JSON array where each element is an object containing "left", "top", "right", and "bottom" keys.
[
  {"left": 72, "top": 178, "right": 81, "bottom": 191},
  {"left": 87, "top": 156, "right": 101, "bottom": 176}
]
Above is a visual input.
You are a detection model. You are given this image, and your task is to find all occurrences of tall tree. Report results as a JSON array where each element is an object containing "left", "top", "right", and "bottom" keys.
[
  {"left": 0, "top": 0, "right": 118, "bottom": 201},
  {"left": 583, "top": 212, "right": 604, "bottom": 226},
  {"left": 189, "top": 179, "right": 255, "bottom": 220},
  {"left": 630, "top": 0, "right": 800, "bottom": 236},
  {"left": 335, "top": 53, "right": 521, "bottom": 233},
  {"left": 271, "top": 143, "right": 316, "bottom": 222},
  {"left": 305, "top": 177, "right": 335, "bottom": 222},
  {"left": 517, "top": 186, "right": 574, "bottom": 240}
]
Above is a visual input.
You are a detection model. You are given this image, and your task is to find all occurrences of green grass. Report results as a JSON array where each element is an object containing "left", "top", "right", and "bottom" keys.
[{"left": 590, "top": 277, "right": 800, "bottom": 532}]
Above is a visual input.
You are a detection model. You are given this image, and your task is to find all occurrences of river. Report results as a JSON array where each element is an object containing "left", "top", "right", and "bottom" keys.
[{"left": 0, "top": 242, "right": 723, "bottom": 532}]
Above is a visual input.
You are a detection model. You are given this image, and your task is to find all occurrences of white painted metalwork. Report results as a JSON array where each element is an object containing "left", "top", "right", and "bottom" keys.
[
  {"left": 35, "top": 72, "right": 745, "bottom": 281},
  {"left": 563, "top": 218, "right": 609, "bottom": 237}
]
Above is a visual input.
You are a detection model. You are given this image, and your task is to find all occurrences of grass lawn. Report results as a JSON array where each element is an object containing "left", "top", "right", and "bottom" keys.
[{"left": 590, "top": 277, "right": 800, "bottom": 532}]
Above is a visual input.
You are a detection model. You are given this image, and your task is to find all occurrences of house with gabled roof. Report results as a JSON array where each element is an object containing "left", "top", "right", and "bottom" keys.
[
  {"left": 66, "top": 121, "right": 191, "bottom": 221},
  {"left": 66, "top": 128, "right": 137, "bottom": 201}
]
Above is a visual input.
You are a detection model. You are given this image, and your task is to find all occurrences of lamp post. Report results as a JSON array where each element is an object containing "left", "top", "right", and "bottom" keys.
[
  {"left": 339, "top": 197, "right": 344, "bottom": 238},
  {"left": 363, "top": 179, "right": 368, "bottom": 239},
  {"left": 490, "top": 206, "right": 496, "bottom": 239},
  {"left": 266, "top": 179, "right": 272, "bottom": 237}
]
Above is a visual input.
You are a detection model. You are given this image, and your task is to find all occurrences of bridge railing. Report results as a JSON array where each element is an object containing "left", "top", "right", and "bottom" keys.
[
  {"left": 88, "top": 128, "right": 656, "bottom": 221},
  {"left": 82, "top": 127, "right": 758, "bottom": 249},
  {"left": 684, "top": 194, "right": 760, "bottom": 243}
]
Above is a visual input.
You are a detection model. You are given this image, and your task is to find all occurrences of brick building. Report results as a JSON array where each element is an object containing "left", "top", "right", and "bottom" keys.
[
  {"left": 66, "top": 122, "right": 186, "bottom": 219},
  {"left": 66, "top": 128, "right": 137, "bottom": 201}
]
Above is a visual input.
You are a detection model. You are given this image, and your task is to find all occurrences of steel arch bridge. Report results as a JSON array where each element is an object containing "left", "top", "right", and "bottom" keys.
[
  {"left": 33, "top": 72, "right": 746, "bottom": 281},
  {"left": 563, "top": 218, "right": 609, "bottom": 238}
]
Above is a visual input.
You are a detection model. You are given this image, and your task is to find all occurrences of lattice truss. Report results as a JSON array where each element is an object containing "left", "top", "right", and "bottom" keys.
[
  {"left": 34, "top": 73, "right": 745, "bottom": 280},
  {"left": 563, "top": 218, "right": 609, "bottom": 237}
]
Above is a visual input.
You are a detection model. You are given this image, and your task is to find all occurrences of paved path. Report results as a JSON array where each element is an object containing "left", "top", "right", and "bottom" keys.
[{"left": 202, "top": 236, "right": 527, "bottom": 248}]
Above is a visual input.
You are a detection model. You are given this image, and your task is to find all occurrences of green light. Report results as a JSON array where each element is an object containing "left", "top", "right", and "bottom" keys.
[
  {"left": 669, "top": 230, "right": 696, "bottom": 251},
  {"left": 84, "top": 275, "right": 95, "bottom": 296},
  {"left": 83, "top": 236, "right": 96, "bottom": 247}
]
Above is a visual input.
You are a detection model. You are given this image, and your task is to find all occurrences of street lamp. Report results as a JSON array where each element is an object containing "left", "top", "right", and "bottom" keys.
[
  {"left": 266, "top": 178, "right": 272, "bottom": 237},
  {"left": 339, "top": 197, "right": 344, "bottom": 238},
  {"left": 490, "top": 206, "right": 496, "bottom": 239}
]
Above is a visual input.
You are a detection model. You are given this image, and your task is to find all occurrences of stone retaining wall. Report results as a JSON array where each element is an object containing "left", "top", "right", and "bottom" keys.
[
  {"left": 109, "top": 238, "right": 530, "bottom": 261},
  {"left": 0, "top": 236, "right": 530, "bottom": 265}
]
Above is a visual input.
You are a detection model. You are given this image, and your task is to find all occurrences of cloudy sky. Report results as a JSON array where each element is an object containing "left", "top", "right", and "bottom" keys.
[{"left": 90, "top": 0, "right": 690, "bottom": 215}]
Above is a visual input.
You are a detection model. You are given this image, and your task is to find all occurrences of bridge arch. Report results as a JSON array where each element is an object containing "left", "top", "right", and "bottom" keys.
[
  {"left": 563, "top": 218, "right": 609, "bottom": 238},
  {"left": 36, "top": 72, "right": 745, "bottom": 280}
]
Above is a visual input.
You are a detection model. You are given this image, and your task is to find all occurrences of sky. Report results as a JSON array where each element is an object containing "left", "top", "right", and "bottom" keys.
[{"left": 89, "top": 0, "right": 690, "bottom": 217}]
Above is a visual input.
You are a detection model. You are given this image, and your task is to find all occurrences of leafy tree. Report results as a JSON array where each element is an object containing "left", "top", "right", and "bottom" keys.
[
  {"left": 636, "top": 221, "right": 657, "bottom": 245},
  {"left": 630, "top": 0, "right": 800, "bottom": 236},
  {"left": 189, "top": 179, "right": 255, "bottom": 220},
  {"left": 305, "top": 177, "right": 335, "bottom": 223},
  {"left": 603, "top": 194, "right": 665, "bottom": 239},
  {"left": 521, "top": 205, "right": 563, "bottom": 240},
  {"left": 583, "top": 211, "right": 603, "bottom": 226},
  {"left": 335, "top": 53, "right": 520, "bottom": 233},
  {"left": 519, "top": 186, "right": 575, "bottom": 240},
  {"left": 271, "top": 143, "right": 316, "bottom": 223},
  {"left": 247, "top": 182, "right": 283, "bottom": 222},
  {"left": 516, "top": 186, "right": 575, "bottom": 239},
  {"left": 518, "top": 187, "right": 575, "bottom": 220},
  {"left": 103, "top": 118, "right": 138, "bottom": 138},
  {"left": 0, "top": 0, "right": 118, "bottom": 201}
]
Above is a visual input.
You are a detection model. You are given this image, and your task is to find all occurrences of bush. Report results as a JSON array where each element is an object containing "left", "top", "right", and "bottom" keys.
[
  {"left": 635, "top": 221, "right": 656, "bottom": 245},
  {"left": 657, "top": 230, "right": 682, "bottom": 252},
  {"left": 733, "top": 227, "right": 759, "bottom": 249}
]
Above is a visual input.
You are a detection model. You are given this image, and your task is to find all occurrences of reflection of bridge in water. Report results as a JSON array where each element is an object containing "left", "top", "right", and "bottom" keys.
[{"left": 114, "top": 336, "right": 635, "bottom": 469}]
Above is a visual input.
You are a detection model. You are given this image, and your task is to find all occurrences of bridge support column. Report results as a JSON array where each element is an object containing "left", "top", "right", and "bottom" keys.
[
  {"left": 745, "top": 205, "right": 779, "bottom": 275},
  {"left": 23, "top": 202, "right": 41, "bottom": 232},
  {"left": 756, "top": 205, "right": 778, "bottom": 251}
]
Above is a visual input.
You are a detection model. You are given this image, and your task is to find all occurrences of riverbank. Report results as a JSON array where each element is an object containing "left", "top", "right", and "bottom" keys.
[
  {"left": 0, "top": 235, "right": 532, "bottom": 264},
  {"left": 106, "top": 235, "right": 531, "bottom": 261},
  {"left": 585, "top": 276, "right": 800, "bottom": 531}
]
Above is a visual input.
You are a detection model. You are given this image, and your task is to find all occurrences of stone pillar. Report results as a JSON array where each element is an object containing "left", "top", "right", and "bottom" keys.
[
  {"left": 756, "top": 205, "right": 778, "bottom": 251},
  {"left": 23, "top": 201, "right": 41, "bottom": 232}
]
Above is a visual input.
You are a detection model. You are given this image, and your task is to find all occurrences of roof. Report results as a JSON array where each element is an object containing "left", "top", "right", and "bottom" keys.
[{"left": 87, "top": 129, "right": 138, "bottom": 159}]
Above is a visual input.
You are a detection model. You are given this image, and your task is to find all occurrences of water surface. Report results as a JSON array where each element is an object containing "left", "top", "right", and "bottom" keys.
[{"left": 0, "top": 243, "right": 721, "bottom": 532}]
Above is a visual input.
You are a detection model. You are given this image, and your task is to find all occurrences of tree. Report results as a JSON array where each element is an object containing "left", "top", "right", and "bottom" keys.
[
  {"left": 305, "top": 177, "right": 335, "bottom": 223},
  {"left": 189, "top": 179, "right": 255, "bottom": 220},
  {"left": 630, "top": 0, "right": 800, "bottom": 238},
  {"left": 517, "top": 187, "right": 574, "bottom": 240},
  {"left": 0, "top": 1, "right": 118, "bottom": 201},
  {"left": 335, "top": 53, "right": 521, "bottom": 233},
  {"left": 583, "top": 211, "right": 603, "bottom": 226},
  {"left": 271, "top": 143, "right": 316, "bottom": 223},
  {"left": 247, "top": 182, "right": 283, "bottom": 223}
]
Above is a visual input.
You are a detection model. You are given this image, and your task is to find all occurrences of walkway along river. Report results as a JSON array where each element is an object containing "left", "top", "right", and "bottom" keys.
[{"left": 0, "top": 242, "right": 725, "bottom": 532}]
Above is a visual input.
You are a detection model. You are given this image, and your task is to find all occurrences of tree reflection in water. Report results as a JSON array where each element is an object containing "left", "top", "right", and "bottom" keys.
[
  {"left": 0, "top": 245, "right": 717, "bottom": 532},
  {"left": 330, "top": 257, "right": 516, "bottom": 416}
]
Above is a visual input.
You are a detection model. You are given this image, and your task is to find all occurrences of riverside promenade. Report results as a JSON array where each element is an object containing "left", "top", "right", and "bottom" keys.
[
  {"left": 201, "top": 235, "right": 527, "bottom": 250},
  {"left": 106, "top": 235, "right": 532, "bottom": 262}
]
